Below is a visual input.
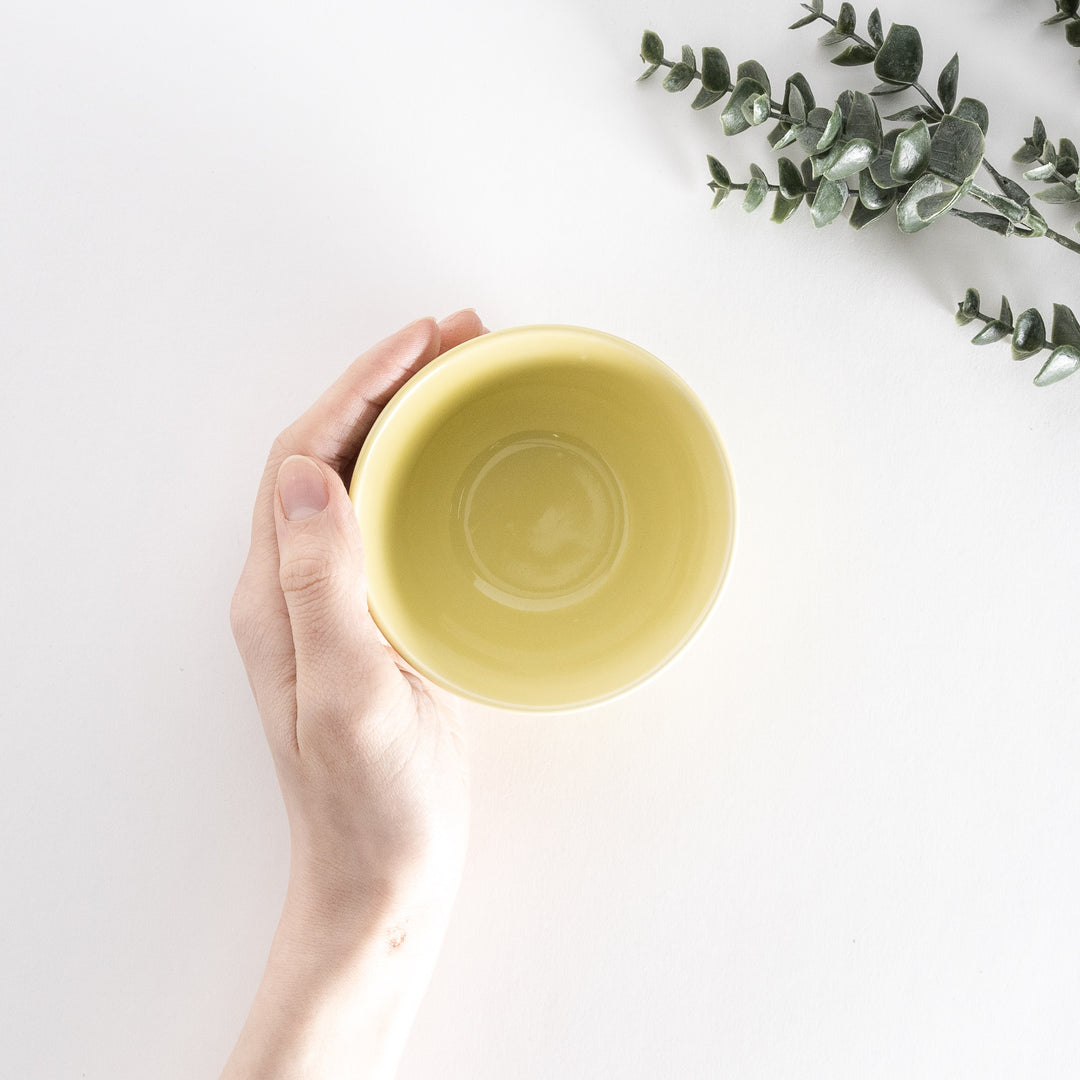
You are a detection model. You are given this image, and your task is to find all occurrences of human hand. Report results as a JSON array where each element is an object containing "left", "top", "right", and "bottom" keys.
[{"left": 223, "top": 311, "right": 485, "bottom": 1079}]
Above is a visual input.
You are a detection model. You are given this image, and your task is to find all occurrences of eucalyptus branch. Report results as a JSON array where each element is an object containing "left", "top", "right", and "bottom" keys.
[
  {"left": 957, "top": 289, "right": 1080, "bottom": 386},
  {"left": 1042, "top": 0, "right": 1080, "bottom": 64},
  {"left": 636, "top": 1, "right": 1080, "bottom": 385}
]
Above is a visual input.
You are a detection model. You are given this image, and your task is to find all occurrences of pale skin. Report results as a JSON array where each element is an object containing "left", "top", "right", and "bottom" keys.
[{"left": 223, "top": 310, "right": 486, "bottom": 1079}]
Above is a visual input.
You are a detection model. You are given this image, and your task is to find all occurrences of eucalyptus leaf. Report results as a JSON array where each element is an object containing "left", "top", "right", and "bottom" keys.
[
  {"left": 874, "top": 23, "right": 924, "bottom": 85},
  {"left": 1051, "top": 302, "right": 1080, "bottom": 347},
  {"left": 736, "top": 60, "right": 771, "bottom": 98},
  {"left": 795, "top": 106, "right": 834, "bottom": 155},
  {"left": 681, "top": 45, "right": 697, "bottom": 70},
  {"left": 956, "top": 288, "right": 981, "bottom": 326},
  {"left": 950, "top": 210, "right": 1013, "bottom": 236},
  {"left": 786, "top": 81, "right": 808, "bottom": 124},
  {"left": 1034, "top": 182, "right": 1080, "bottom": 204},
  {"left": 999, "top": 295, "right": 1013, "bottom": 326},
  {"left": 982, "top": 161, "right": 1031, "bottom": 207},
  {"left": 884, "top": 106, "right": 938, "bottom": 123},
  {"left": 858, "top": 168, "right": 895, "bottom": 210},
  {"left": 1066, "top": 20, "right": 1080, "bottom": 45},
  {"left": 641, "top": 30, "right": 665, "bottom": 65},
  {"left": 637, "top": 63, "right": 661, "bottom": 82},
  {"left": 700, "top": 47, "right": 730, "bottom": 93},
  {"left": 768, "top": 122, "right": 799, "bottom": 150},
  {"left": 742, "top": 92, "right": 772, "bottom": 127},
  {"left": 845, "top": 91, "right": 883, "bottom": 152},
  {"left": 869, "top": 82, "right": 907, "bottom": 96},
  {"left": 1024, "top": 162, "right": 1058, "bottom": 182},
  {"left": 971, "top": 321, "right": 1011, "bottom": 345},
  {"left": 707, "top": 155, "right": 731, "bottom": 187},
  {"left": 896, "top": 173, "right": 963, "bottom": 233},
  {"left": 744, "top": 173, "right": 770, "bottom": 213},
  {"left": 1034, "top": 345, "right": 1080, "bottom": 386},
  {"left": 721, "top": 77, "right": 767, "bottom": 135},
  {"left": 833, "top": 44, "right": 878, "bottom": 66},
  {"left": 784, "top": 72, "right": 815, "bottom": 116},
  {"left": 953, "top": 98, "right": 989, "bottom": 136},
  {"left": 836, "top": 2, "right": 856, "bottom": 35},
  {"left": 817, "top": 103, "right": 843, "bottom": 152},
  {"left": 771, "top": 191, "right": 804, "bottom": 223},
  {"left": 937, "top": 54, "right": 959, "bottom": 115},
  {"left": 1012, "top": 308, "right": 1047, "bottom": 359},
  {"left": 867, "top": 8, "right": 884, "bottom": 47},
  {"left": 928, "top": 114, "right": 985, "bottom": 186},
  {"left": 849, "top": 201, "right": 892, "bottom": 229},
  {"left": 691, "top": 87, "right": 725, "bottom": 110},
  {"left": 890, "top": 121, "right": 932, "bottom": 184},
  {"left": 819, "top": 28, "right": 850, "bottom": 48},
  {"left": 663, "top": 62, "right": 696, "bottom": 92},
  {"left": 810, "top": 176, "right": 849, "bottom": 226},
  {"left": 822, "top": 138, "right": 877, "bottom": 181},
  {"left": 777, "top": 156, "right": 806, "bottom": 199}
]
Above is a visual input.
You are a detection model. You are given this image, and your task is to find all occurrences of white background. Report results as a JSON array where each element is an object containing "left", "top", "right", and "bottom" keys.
[{"left": 4, "top": 0, "right": 1080, "bottom": 1076}]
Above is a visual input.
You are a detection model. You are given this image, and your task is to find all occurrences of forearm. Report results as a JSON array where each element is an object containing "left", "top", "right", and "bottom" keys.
[{"left": 220, "top": 874, "right": 458, "bottom": 1080}]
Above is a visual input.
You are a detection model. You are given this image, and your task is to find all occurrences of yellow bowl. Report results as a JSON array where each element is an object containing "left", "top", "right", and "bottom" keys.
[{"left": 349, "top": 325, "right": 736, "bottom": 711}]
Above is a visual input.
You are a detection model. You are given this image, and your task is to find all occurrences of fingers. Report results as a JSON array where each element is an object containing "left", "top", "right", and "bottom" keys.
[
  {"left": 273, "top": 455, "right": 403, "bottom": 743},
  {"left": 233, "top": 311, "right": 485, "bottom": 735}
]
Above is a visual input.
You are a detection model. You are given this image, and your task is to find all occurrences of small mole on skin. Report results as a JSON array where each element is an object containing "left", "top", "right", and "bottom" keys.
[{"left": 387, "top": 925, "right": 407, "bottom": 951}]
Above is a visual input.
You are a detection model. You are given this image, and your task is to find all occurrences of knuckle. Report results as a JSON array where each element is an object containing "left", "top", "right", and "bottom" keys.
[{"left": 278, "top": 552, "right": 335, "bottom": 604}]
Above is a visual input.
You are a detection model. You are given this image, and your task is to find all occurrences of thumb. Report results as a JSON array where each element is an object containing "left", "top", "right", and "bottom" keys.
[{"left": 273, "top": 454, "right": 398, "bottom": 712}]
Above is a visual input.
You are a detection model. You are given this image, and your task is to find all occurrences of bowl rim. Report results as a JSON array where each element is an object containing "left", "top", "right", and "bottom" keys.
[{"left": 349, "top": 323, "right": 738, "bottom": 713}]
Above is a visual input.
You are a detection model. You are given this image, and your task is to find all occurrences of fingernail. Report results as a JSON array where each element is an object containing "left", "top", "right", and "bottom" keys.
[{"left": 278, "top": 456, "right": 329, "bottom": 521}]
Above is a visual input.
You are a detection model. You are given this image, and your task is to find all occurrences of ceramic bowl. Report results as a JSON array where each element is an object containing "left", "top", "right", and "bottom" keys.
[{"left": 349, "top": 325, "right": 736, "bottom": 711}]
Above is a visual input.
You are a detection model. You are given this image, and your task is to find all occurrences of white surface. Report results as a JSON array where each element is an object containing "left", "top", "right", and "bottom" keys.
[{"left": 4, "top": 1, "right": 1080, "bottom": 1076}]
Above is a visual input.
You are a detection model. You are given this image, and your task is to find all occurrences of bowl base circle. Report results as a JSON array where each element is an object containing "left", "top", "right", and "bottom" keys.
[{"left": 451, "top": 430, "right": 628, "bottom": 613}]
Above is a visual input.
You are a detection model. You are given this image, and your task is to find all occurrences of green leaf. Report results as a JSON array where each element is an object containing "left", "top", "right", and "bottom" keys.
[
  {"left": 768, "top": 122, "right": 799, "bottom": 150},
  {"left": 1067, "top": 21, "right": 1080, "bottom": 46},
  {"left": 836, "top": 2, "right": 856, "bottom": 35},
  {"left": 1012, "top": 308, "right": 1047, "bottom": 359},
  {"left": 721, "top": 77, "right": 767, "bottom": 135},
  {"left": 1024, "top": 161, "right": 1058, "bottom": 182},
  {"left": 858, "top": 168, "right": 896, "bottom": 210},
  {"left": 742, "top": 92, "right": 772, "bottom": 127},
  {"left": 891, "top": 120, "right": 932, "bottom": 183},
  {"left": 982, "top": 161, "right": 1031, "bottom": 207},
  {"left": 951, "top": 209, "right": 1013, "bottom": 236},
  {"left": 928, "top": 114, "right": 985, "bottom": 186},
  {"left": 937, "top": 54, "right": 959, "bottom": 115},
  {"left": 953, "top": 98, "right": 989, "bottom": 136},
  {"left": 641, "top": 30, "right": 665, "bottom": 65},
  {"left": 795, "top": 106, "right": 835, "bottom": 155},
  {"left": 785, "top": 81, "right": 808, "bottom": 124},
  {"left": 874, "top": 24, "right": 924, "bottom": 85},
  {"left": 1058, "top": 137, "right": 1079, "bottom": 177},
  {"left": 971, "top": 321, "right": 1011, "bottom": 345},
  {"left": 867, "top": 8, "right": 884, "bottom": 46},
  {"left": 789, "top": 3, "right": 823, "bottom": 30},
  {"left": 884, "top": 105, "right": 937, "bottom": 123},
  {"left": 1034, "top": 345, "right": 1080, "bottom": 386},
  {"left": 896, "top": 173, "right": 964, "bottom": 233},
  {"left": 691, "top": 87, "right": 726, "bottom": 110},
  {"left": 736, "top": 60, "right": 771, "bottom": 98},
  {"left": 637, "top": 63, "right": 661, "bottom": 82},
  {"left": 662, "top": 63, "right": 695, "bottom": 92},
  {"left": 999, "top": 295, "right": 1013, "bottom": 326},
  {"left": 711, "top": 185, "right": 731, "bottom": 209},
  {"left": 956, "top": 288, "right": 981, "bottom": 326},
  {"left": 1034, "top": 182, "right": 1080, "bottom": 204},
  {"left": 849, "top": 201, "right": 891, "bottom": 229},
  {"left": 817, "top": 103, "right": 843, "bottom": 151},
  {"left": 833, "top": 43, "right": 878, "bottom": 66},
  {"left": 821, "top": 138, "right": 877, "bottom": 181},
  {"left": 777, "top": 156, "right": 806, "bottom": 198},
  {"left": 869, "top": 82, "right": 906, "bottom": 96},
  {"left": 845, "top": 91, "right": 883, "bottom": 152},
  {"left": 1051, "top": 303, "right": 1080, "bottom": 348},
  {"left": 810, "top": 177, "right": 849, "bottom": 226},
  {"left": 707, "top": 155, "right": 731, "bottom": 186},
  {"left": 771, "top": 191, "right": 804, "bottom": 223},
  {"left": 744, "top": 166, "right": 770, "bottom": 212},
  {"left": 701, "top": 47, "right": 730, "bottom": 93},
  {"left": 784, "top": 72, "right": 815, "bottom": 118},
  {"left": 681, "top": 45, "right": 697, "bottom": 70},
  {"left": 818, "top": 28, "right": 850, "bottom": 47}
]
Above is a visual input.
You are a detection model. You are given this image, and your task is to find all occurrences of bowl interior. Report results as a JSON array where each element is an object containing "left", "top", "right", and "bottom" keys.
[{"left": 350, "top": 326, "right": 735, "bottom": 710}]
